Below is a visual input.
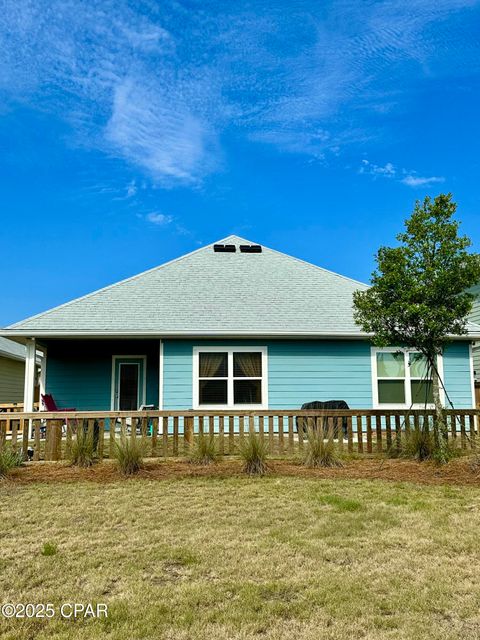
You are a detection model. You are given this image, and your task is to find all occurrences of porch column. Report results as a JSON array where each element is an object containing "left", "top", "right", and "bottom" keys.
[
  {"left": 23, "top": 337, "right": 36, "bottom": 438},
  {"left": 38, "top": 346, "right": 47, "bottom": 407}
]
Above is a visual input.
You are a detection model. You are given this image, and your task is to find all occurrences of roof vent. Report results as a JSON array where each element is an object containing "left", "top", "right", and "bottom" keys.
[
  {"left": 240, "top": 244, "right": 262, "bottom": 253},
  {"left": 213, "top": 244, "right": 236, "bottom": 253}
]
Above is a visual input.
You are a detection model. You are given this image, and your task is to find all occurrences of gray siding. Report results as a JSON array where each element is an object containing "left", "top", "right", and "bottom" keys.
[
  {"left": 0, "top": 356, "right": 25, "bottom": 403},
  {"left": 469, "top": 284, "right": 480, "bottom": 379}
]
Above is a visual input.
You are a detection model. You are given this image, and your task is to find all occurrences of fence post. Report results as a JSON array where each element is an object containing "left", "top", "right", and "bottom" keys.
[
  {"left": 151, "top": 417, "right": 158, "bottom": 457},
  {"left": 98, "top": 419, "right": 105, "bottom": 459},
  {"left": 347, "top": 416, "right": 353, "bottom": 453},
  {"left": 34, "top": 419, "right": 40, "bottom": 460},
  {"left": 22, "top": 418, "right": 29, "bottom": 460},
  {"left": 376, "top": 416, "right": 383, "bottom": 453},
  {"left": 162, "top": 417, "right": 168, "bottom": 457},
  {"left": 218, "top": 415, "right": 224, "bottom": 455}
]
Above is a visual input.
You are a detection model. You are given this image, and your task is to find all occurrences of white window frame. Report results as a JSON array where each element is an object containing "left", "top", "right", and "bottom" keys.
[
  {"left": 371, "top": 347, "right": 444, "bottom": 409},
  {"left": 192, "top": 346, "right": 268, "bottom": 410}
]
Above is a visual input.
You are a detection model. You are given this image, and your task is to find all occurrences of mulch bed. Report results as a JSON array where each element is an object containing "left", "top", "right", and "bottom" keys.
[{"left": 4, "top": 456, "right": 480, "bottom": 486}]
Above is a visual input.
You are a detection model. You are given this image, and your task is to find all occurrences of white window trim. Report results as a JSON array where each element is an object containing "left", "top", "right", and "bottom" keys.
[
  {"left": 192, "top": 346, "right": 268, "bottom": 410},
  {"left": 371, "top": 347, "right": 444, "bottom": 409},
  {"left": 111, "top": 355, "right": 147, "bottom": 410}
]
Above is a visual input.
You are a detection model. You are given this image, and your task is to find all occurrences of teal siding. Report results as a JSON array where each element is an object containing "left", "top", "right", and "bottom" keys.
[
  {"left": 268, "top": 341, "right": 372, "bottom": 408},
  {"left": 163, "top": 340, "right": 373, "bottom": 409},
  {"left": 163, "top": 339, "right": 474, "bottom": 410},
  {"left": 45, "top": 340, "right": 159, "bottom": 410},
  {"left": 443, "top": 342, "right": 474, "bottom": 408},
  {"left": 45, "top": 338, "right": 474, "bottom": 411}
]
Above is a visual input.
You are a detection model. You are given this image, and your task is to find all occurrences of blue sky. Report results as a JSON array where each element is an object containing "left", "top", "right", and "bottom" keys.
[{"left": 1, "top": 0, "right": 480, "bottom": 326}]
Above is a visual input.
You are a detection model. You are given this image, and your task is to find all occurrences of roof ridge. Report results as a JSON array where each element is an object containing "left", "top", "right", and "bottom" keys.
[
  {"left": 211, "top": 234, "right": 368, "bottom": 287},
  {"left": 261, "top": 243, "right": 369, "bottom": 288},
  {"left": 213, "top": 234, "right": 255, "bottom": 244}
]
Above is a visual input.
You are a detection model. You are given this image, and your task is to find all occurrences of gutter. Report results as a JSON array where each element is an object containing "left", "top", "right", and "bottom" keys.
[{"left": 1, "top": 330, "right": 480, "bottom": 342}]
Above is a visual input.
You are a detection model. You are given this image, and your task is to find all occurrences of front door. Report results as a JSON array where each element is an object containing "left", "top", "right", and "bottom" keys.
[{"left": 113, "top": 357, "right": 146, "bottom": 410}]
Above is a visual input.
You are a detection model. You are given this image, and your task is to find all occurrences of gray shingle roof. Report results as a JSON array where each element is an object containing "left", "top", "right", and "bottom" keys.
[
  {"left": 0, "top": 337, "right": 26, "bottom": 360},
  {"left": 3, "top": 235, "right": 480, "bottom": 338}
]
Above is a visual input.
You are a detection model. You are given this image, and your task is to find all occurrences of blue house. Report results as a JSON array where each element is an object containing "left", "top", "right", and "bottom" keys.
[{"left": 2, "top": 235, "right": 479, "bottom": 413}]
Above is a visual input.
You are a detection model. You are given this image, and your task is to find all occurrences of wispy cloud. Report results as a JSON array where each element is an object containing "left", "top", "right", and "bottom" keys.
[
  {"left": 0, "top": 0, "right": 478, "bottom": 183},
  {"left": 126, "top": 180, "right": 137, "bottom": 198},
  {"left": 146, "top": 212, "right": 174, "bottom": 226},
  {"left": 401, "top": 175, "right": 445, "bottom": 187},
  {"left": 360, "top": 160, "right": 396, "bottom": 178},
  {"left": 105, "top": 79, "right": 217, "bottom": 185},
  {"left": 360, "top": 159, "right": 445, "bottom": 188}
]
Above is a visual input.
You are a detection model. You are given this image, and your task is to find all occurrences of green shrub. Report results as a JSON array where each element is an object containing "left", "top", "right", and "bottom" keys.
[
  {"left": 114, "top": 436, "right": 145, "bottom": 475},
  {"left": 188, "top": 433, "right": 218, "bottom": 465},
  {"left": 303, "top": 427, "right": 342, "bottom": 468},
  {"left": 41, "top": 542, "right": 58, "bottom": 556},
  {"left": 0, "top": 446, "right": 24, "bottom": 478},
  {"left": 68, "top": 427, "right": 95, "bottom": 468},
  {"left": 239, "top": 432, "right": 269, "bottom": 476}
]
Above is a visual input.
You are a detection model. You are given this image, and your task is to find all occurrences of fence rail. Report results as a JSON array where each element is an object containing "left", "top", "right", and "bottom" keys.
[{"left": 0, "top": 409, "right": 478, "bottom": 461}]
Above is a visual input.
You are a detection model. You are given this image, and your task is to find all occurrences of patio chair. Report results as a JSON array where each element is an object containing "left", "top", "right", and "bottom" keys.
[
  {"left": 39, "top": 394, "right": 76, "bottom": 438},
  {"left": 41, "top": 394, "right": 76, "bottom": 412},
  {"left": 115, "top": 404, "right": 156, "bottom": 436}
]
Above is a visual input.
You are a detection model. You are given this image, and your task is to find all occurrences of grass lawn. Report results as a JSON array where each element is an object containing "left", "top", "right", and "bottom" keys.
[{"left": 1, "top": 465, "right": 480, "bottom": 639}]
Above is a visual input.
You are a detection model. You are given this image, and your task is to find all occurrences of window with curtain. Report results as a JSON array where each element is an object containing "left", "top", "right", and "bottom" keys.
[
  {"left": 375, "top": 349, "right": 434, "bottom": 407},
  {"left": 198, "top": 352, "right": 228, "bottom": 405},
  {"left": 196, "top": 348, "right": 265, "bottom": 407}
]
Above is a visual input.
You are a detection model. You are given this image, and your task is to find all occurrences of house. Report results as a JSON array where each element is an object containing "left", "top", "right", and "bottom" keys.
[
  {"left": 1, "top": 235, "right": 479, "bottom": 414},
  {"left": 468, "top": 283, "right": 480, "bottom": 382},
  {"left": 0, "top": 337, "right": 28, "bottom": 404},
  {"left": 0, "top": 337, "right": 42, "bottom": 405}
]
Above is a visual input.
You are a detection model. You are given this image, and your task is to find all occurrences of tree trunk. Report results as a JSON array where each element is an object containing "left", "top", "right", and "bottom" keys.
[{"left": 431, "top": 362, "right": 448, "bottom": 461}]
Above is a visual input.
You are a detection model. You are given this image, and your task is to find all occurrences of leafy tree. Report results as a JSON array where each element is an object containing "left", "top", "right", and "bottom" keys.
[{"left": 353, "top": 194, "right": 480, "bottom": 462}]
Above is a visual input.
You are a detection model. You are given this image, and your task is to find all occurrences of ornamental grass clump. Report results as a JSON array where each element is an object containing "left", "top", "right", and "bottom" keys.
[
  {"left": 239, "top": 432, "right": 269, "bottom": 476},
  {"left": 400, "top": 422, "right": 457, "bottom": 463},
  {"left": 303, "top": 427, "right": 342, "bottom": 468},
  {"left": 188, "top": 433, "right": 218, "bottom": 466},
  {"left": 114, "top": 436, "right": 145, "bottom": 476},
  {"left": 0, "top": 445, "right": 24, "bottom": 478},
  {"left": 68, "top": 426, "right": 95, "bottom": 468}
]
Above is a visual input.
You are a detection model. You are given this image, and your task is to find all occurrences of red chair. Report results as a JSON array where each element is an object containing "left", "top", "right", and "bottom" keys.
[{"left": 41, "top": 394, "right": 76, "bottom": 412}]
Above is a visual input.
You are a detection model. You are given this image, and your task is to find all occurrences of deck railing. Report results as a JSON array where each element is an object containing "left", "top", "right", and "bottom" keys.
[{"left": 0, "top": 409, "right": 478, "bottom": 461}]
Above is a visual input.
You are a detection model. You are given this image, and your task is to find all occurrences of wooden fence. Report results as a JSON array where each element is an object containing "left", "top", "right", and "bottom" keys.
[{"left": 0, "top": 409, "right": 478, "bottom": 462}]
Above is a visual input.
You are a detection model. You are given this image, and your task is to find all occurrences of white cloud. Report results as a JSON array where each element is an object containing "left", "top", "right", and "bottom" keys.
[
  {"left": 360, "top": 159, "right": 445, "bottom": 187},
  {"left": 105, "top": 79, "right": 215, "bottom": 186},
  {"left": 401, "top": 175, "right": 445, "bottom": 187},
  {"left": 146, "top": 212, "right": 174, "bottom": 225},
  {"left": 126, "top": 180, "right": 137, "bottom": 198},
  {"left": 360, "top": 159, "right": 396, "bottom": 177}
]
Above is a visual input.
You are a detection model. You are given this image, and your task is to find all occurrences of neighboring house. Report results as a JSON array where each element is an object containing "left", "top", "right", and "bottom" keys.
[
  {"left": 468, "top": 283, "right": 480, "bottom": 382},
  {"left": 1, "top": 235, "right": 479, "bottom": 412},
  {"left": 0, "top": 337, "right": 27, "bottom": 404},
  {"left": 0, "top": 337, "right": 43, "bottom": 405}
]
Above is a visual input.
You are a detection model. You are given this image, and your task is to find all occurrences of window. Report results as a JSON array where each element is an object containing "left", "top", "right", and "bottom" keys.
[
  {"left": 373, "top": 348, "right": 438, "bottom": 408},
  {"left": 193, "top": 347, "right": 267, "bottom": 408}
]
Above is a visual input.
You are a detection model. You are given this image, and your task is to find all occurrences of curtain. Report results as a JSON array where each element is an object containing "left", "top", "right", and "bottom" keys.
[
  {"left": 234, "top": 352, "right": 262, "bottom": 378},
  {"left": 199, "top": 352, "right": 227, "bottom": 377}
]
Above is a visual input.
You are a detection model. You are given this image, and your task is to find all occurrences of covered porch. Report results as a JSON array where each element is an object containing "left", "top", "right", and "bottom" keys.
[{"left": 22, "top": 338, "right": 161, "bottom": 416}]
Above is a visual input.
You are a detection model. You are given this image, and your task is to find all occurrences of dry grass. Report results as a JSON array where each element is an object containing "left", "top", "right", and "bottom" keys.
[{"left": 1, "top": 464, "right": 480, "bottom": 639}]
